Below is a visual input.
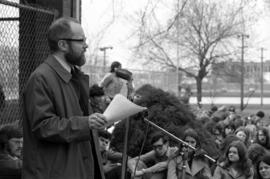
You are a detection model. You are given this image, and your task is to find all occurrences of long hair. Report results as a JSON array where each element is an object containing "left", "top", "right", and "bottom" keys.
[
  {"left": 222, "top": 140, "right": 252, "bottom": 177},
  {"left": 183, "top": 128, "right": 200, "bottom": 148},
  {"left": 255, "top": 127, "right": 270, "bottom": 149},
  {"left": 248, "top": 143, "right": 266, "bottom": 165},
  {"left": 257, "top": 154, "right": 270, "bottom": 179},
  {"left": 235, "top": 126, "right": 250, "bottom": 147},
  {"left": 180, "top": 128, "right": 205, "bottom": 160}
]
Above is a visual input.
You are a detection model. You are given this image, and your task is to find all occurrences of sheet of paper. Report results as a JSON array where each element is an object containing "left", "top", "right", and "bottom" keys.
[{"left": 103, "top": 94, "right": 147, "bottom": 125}]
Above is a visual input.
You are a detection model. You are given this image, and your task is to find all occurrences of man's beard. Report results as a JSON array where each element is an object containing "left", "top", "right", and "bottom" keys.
[{"left": 65, "top": 50, "right": 86, "bottom": 67}]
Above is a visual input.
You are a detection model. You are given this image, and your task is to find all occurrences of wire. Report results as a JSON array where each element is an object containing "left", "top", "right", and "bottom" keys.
[{"left": 132, "top": 121, "right": 150, "bottom": 178}]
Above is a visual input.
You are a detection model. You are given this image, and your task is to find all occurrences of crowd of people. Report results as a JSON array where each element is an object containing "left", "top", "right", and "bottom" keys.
[
  {"left": 122, "top": 106, "right": 270, "bottom": 179},
  {"left": 1, "top": 16, "right": 270, "bottom": 179}
]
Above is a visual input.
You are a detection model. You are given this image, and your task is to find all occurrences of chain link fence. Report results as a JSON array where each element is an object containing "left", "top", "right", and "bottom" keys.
[
  {"left": 0, "top": 0, "right": 177, "bottom": 126},
  {"left": 82, "top": 65, "right": 179, "bottom": 94},
  {"left": 0, "top": 0, "right": 55, "bottom": 125}
]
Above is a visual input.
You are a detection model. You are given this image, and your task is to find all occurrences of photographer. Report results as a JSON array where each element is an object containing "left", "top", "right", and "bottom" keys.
[{"left": 99, "top": 61, "right": 133, "bottom": 99}]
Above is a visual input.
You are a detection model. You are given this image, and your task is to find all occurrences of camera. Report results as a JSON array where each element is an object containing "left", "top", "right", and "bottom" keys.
[{"left": 115, "top": 69, "right": 132, "bottom": 81}]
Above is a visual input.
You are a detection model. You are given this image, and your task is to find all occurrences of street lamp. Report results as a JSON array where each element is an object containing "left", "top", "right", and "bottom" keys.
[{"left": 99, "top": 46, "right": 113, "bottom": 72}]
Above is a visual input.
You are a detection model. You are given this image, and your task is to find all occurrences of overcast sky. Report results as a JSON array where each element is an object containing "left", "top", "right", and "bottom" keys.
[{"left": 81, "top": 0, "right": 270, "bottom": 69}]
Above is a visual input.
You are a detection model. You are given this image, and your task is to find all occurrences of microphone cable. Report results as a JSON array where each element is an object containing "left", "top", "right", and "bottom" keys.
[{"left": 132, "top": 120, "right": 150, "bottom": 178}]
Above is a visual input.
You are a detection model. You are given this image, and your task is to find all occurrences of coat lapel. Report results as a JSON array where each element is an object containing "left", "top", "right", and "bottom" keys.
[
  {"left": 182, "top": 159, "right": 206, "bottom": 176},
  {"left": 190, "top": 159, "right": 205, "bottom": 176},
  {"left": 227, "top": 167, "right": 243, "bottom": 179}
]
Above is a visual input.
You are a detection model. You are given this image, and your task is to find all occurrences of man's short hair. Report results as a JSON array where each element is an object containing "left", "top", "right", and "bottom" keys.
[
  {"left": 47, "top": 17, "right": 80, "bottom": 52},
  {"left": 98, "top": 130, "right": 112, "bottom": 140},
  {"left": 110, "top": 61, "right": 121, "bottom": 72},
  {"left": 150, "top": 132, "right": 168, "bottom": 145}
]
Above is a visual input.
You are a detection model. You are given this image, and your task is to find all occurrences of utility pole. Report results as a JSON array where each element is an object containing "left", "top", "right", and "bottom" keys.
[
  {"left": 260, "top": 47, "right": 266, "bottom": 106},
  {"left": 99, "top": 46, "right": 113, "bottom": 72},
  {"left": 238, "top": 34, "right": 249, "bottom": 111},
  {"left": 176, "top": 0, "right": 180, "bottom": 96}
]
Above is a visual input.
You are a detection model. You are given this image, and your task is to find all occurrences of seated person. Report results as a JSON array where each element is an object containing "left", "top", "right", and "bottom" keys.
[
  {"left": 89, "top": 84, "right": 110, "bottom": 113},
  {"left": 256, "top": 154, "right": 270, "bottom": 179},
  {"left": 98, "top": 129, "right": 127, "bottom": 179},
  {"left": 255, "top": 127, "right": 270, "bottom": 150},
  {"left": 0, "top": 124, "right": 23, "bottom": 179},
  {"left": 167, "top": 128, "right": 212, "bottom": 179},
  {"left": 128, "top": 132, "right": 178, "bottom": 179},
  {"left": 213, "top": 140, "right": 253, "bottom": 179}
]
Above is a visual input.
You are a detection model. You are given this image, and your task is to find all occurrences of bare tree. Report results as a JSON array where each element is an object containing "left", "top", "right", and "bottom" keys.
[{"left": 133, "top": 0, "right": 257, "bottom": 106}]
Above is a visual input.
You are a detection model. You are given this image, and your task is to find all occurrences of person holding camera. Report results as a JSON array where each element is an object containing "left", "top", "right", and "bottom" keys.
[{"left": 99, "top": 61, "right": 133, "bottom": 100}]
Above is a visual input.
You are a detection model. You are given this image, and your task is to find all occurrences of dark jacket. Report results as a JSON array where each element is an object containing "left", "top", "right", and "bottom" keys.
[
  {"left": 213, "top": 163, "right": 253, "bottom": 179},
  {"left": 0, "top": 153, "right": 21, "bottom": 179},
  {"left": 23, "top": 56, "right": 105, "bottom": 179},
  {"left": 167, "top": 155, "right": 212, "bottom": 179}
]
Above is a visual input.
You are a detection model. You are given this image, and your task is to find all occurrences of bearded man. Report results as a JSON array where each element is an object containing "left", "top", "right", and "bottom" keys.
[{"left": 23, "top": 17, "right": 107, "bottom": 179}]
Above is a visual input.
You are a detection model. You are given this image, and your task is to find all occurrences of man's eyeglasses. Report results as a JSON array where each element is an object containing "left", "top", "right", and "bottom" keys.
[
  {"left": 153, "top": 144, "right": 163, "bottom": 150},
  {"left": 99, "top": 137, "right": 110, "bottom": 145},
  {"left": 59, "top": 38, "right": 86, "bottom": 43}
]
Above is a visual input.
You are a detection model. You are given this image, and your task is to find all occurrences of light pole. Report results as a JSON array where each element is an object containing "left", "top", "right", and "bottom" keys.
[{"left": 99, "top": 46, "right": 113, "bottom": 72}]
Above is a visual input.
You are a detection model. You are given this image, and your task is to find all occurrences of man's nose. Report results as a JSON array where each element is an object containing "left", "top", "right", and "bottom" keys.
[
  {"left": 18, "top": 142, "right": 23, "bottom": 148},
  {"left": 83, "top": 42, "right": 88, "bottom": 49}
]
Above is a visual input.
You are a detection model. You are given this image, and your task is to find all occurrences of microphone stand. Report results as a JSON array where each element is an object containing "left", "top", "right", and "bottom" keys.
[
  {"left": 121, "top": 80, "right": 134, "bottom": 179},
  {"left": 121, "top": 116, "right": 130, "bottom": 179},
  {"left": 181, "top": 151, "right": 187, "bottom": 179},
  {"left": 143, "top": 118, "right": 217, "bottom": 164},
  {"left": 143, "top": 118, "right": 217, "bottom": 179}
]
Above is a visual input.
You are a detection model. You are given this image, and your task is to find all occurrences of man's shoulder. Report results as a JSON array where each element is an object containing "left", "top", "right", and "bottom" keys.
[
  {"left": 30, "top": 55, "right": 65, "bottom": 81},
  {"left": 28, "top": 62, "right": 53, "bottom": 83},
  {"left": 25, "top": 58, "right": 57, "bottom": 91},
  {"left": 30, "top": 56, "right": 53, "bottom": 75}
]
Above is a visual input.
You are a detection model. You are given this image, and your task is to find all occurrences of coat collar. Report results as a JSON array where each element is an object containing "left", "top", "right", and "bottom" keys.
[
  {"left": 181, "top": 158, "right": 207, "bottom": 176},
  {"left": 45, "top": 55, "right": 72, "bottom": 83},
  {"left": 226, "top": 167, "right": 244, "bottom": 178}
]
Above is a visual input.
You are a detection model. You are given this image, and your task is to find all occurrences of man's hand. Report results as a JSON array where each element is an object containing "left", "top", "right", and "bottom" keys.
[
  {"left": 133, "top": 169, "right": 145, "bottom": 177},
  {"left": 88, "top": 113, "right": 107, "bottom": 130}
]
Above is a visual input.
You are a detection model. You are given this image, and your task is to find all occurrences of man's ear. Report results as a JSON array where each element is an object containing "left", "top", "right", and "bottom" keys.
[{"left": 58, "top": 40, "right": 69, "bottom": 52}]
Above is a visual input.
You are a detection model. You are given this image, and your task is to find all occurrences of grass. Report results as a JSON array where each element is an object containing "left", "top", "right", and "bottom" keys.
[{"left": 192, "top": 103, "right": 270, "bottom": 119}]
